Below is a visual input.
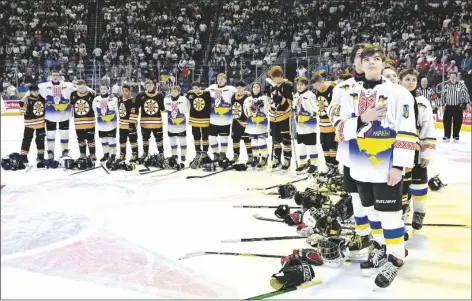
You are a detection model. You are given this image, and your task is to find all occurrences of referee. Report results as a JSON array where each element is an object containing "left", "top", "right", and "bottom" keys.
[{"left": 440, "top": 72, "right": 471, "bottom": 142}]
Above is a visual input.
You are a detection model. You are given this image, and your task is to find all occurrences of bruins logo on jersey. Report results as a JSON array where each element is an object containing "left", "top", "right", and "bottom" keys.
[
  {"left": 33, "top": 101, "right": 44, "bottom": 116},
  {"left": 74, "top": 99, "right": 90, "bottom": 116},
  {"left": 193, "top": 97, "right": 205, "bottom": 111},
  {"left": 144, "top": 99, "right": 159, "bottom": 115},
  {"left": 232, "top": 102, "right": 242, "bottom": 118},
  {"left": 119, "top": 102, "right": 127, "bottom": 118},
  {"left": 317, "top": 96, "right": 329, "bottom": 116}
]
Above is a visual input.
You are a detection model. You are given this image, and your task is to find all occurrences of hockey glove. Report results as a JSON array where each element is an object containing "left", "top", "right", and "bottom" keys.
[
  {"left": 274, "top": 204, "right": 290, "bottom": 219},
  {"left": 283, "top": 210, "right": 304, "bottom": 226},
  {"left": 280, "top": 249, "right": 323, "bottom": 267},
  {"left": 270, "top": 259, "right": 315, "bottom": 290}
]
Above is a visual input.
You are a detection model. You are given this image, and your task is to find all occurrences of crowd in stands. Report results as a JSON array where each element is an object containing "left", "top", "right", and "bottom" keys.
[{"left": 1, "top": 0, "right": 471, "bottom": 95}]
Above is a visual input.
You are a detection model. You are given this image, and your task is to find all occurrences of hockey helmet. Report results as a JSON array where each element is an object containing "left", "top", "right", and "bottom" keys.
[
  {"left": 233, "top": 163, "right": 248, "bottom": 171},
  {"left": 278, "top": 184, "right": 297, "bottom": 199},
  {"left": 45, "top": 159, "right": 60, "bottom": 169},
  {"left": 105, "top": 159, "right": 119, "bottom": 171},
  {"left": 77, "top": 158, "right": 93, "bottom": 170},
  {"left": 317, "top": 237, "right": 347, "bottom": 267},
  {"left": 203, "top": 162, "right": 217, "bottom": 172},
  {"left": 428, "top": 174, "right": 447, "bottom": 191},
  {"left": 274, "top": 204, "right": 291, "bottom": 219},
  {"left": 60, "top": 156, "right": 75, "bottom": 170},
  {"left": 1, "top": 157, "right": 13, "bottom": 170},
  {"left": 219, "top": 156, "right": 231, "bottom": 170}
]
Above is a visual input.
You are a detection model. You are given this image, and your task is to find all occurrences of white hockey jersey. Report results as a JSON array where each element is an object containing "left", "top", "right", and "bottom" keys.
[
  {"left": 415, "top": 95, "right": 436, "bottom": 161},
  {"left": 293, "top": 89, "right": 318, "bottom": 135},
  {"left": 328, "top": 77, "right": 357, "bottom": 167},
  {"left": 39, "top": 81, "right": 75, "bottom": 122},
  {"left": 92, "top": 94, "right": 119, "bottom": 132},
  {"left": 332, "top": 79, "right": 417, "bottom": 183},
  {"left": 163, "top": 95, "right": 190, "bottom": 134},
  {"left": 206, "top": 84, "right": 237, "bottom": 126},
  {"left": 243, "top": 95, "right": 271, "bottom": 136}
]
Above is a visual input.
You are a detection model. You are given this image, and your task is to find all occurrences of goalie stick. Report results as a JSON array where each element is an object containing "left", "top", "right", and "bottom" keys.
[
  {"left": 179, "top": 251, "right": 283, "bottom": 260},
  {"left": 247, "top": 176, "right": 309, "bottom": 191},
  {"left": 245, "top": 278, "right": 323, "bottom": 300}
]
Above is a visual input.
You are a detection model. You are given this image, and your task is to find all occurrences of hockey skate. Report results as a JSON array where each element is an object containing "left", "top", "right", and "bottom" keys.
[
  {"left": 129, "top": 153, "right": 138, "bottom": 163},
  {"left": 89, "top": 153, "right": 97, "bottom": 161},
  {"left": 251, "top": 155, "right": 260, "bottom": 169},
  {"left": 138, "top": 153, "right": 148, "bottom": 165},
  {"left": 79, "top": 153, "right": 87, "bottom": 160},
  {"left": 231, "top": 153, "right": 239, "bottom": 164},
  {"left": 246, "top": 154, "right": 254, "bottom": 165},
  {"left": 271, "top": 156, "right": 281, "bottom": 172},
  {"left": 181, "top": 156, "right": 186, "bottom": 163},
  {"left": 36, "top": 154, "right": 45, "bottom": 163},
  {"left": 20, "top": 154, "right": 29, "bottom": 164},
  {"left": 360, "top": 240, "right": 387, "bottom": 277},
  {"left": 257, "top": 156, "right": 268, "bottom": 169},
  {"left": 47, "top": 150, "right": 54, "bottom": 160},
  {"left": 295, "top": 163, "right": 309, "bottom": 175},
  {"left": 307, "top": 164, "right": 318, "bottom": 175},
  {"left": 213, "top": 152, "right": 221, "bottom": 164},
  {"left": 374, "top": 254, "right": 404, "bottom": 288},
  {"left": 117, "top": 154, "right": 126, "bottom": 163},
  {"left": 281, "top": 156, "right": 291, "bottom": 172},
  {"left": 412, "top": 211, "right": 426, "bottom": 230},
  {"left": 100, "top": 153, "right": 110, "bottom": 162},
  {"left": 347, "top": 233, "right": 371, "bottom": 261},
  {"left": 60, "top": 149, "right": 69, "bottom": 158}
]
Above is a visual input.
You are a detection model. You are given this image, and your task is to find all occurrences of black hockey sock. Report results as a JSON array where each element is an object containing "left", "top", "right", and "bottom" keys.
[
  {"left": 143, "top": 141, "right": 149, "bottom": 154},
  {"left": 88, "top": 141, "right": 96, "bottom": 154},
  {"left": 202, "top": 139, "right": 209, "bottom": 152},
  {"left": 79, "top": 141, "right": 87, "bottom": 154},
  {"left": 194, "top": 140, "right": 202, "bottom": 151}
]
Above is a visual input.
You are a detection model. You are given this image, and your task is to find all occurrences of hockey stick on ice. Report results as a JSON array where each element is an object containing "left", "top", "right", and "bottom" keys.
[
  {"left": 179, "top": 251, "right": 283, "bottom": 260},
  {"left": 245, "top": 278, "right": 323, "bottom": 300},
  {"left": 233, "top": 205, "right": 302, "bottom": 209},
  {"left": 252, "top": 213, "right": 284, "bottom": 223},
  {"left": 186, "top": 165, "right": 235, "bottom": 179},
  {"left": 101, "top": 165, "right": 110, "bottom": 175},
  {"left": 69, "top": 165, "right": 104, "bottom": 176},
  {"left": 152, "top": 165, "right": 188, "bottom": 178},
  {"left": 222, "top": 235, "right": 304, "bottom": 243},
  {"left": 247, "top": 176, "right": 309, "bottom": 191}
]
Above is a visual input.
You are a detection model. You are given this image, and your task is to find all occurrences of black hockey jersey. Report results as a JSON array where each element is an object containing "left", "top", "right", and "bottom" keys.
[
  {"left": 135, "top": 90, "right": 165, "bottom": 129},
  {"left": 186, "top": 90, "right": 211, "bottom": 128},
  {"left": 71, "top": 91, "right": 95, "bottom": 130},
  {"left": 231, "top": 92, "right": 250, "bottom": 126},
  {"left": 268, "top": 80, "right": 293, "bottom": 122},
  {"left": 19, "top": 95, "right": 46, "bottom": 129},
  {"left": 315, "top": 81, "right": 336, "bottom": 133},
  {"left": 118, "top": 96, "right": 139, "bottom": 129}
]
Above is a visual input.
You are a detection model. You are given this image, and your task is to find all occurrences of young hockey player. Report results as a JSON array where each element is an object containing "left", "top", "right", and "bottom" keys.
[
  {"left": 382, "top": 63, "right": 399, "bottom": 84},
  {"left": 206, "top": 73, "right": 237, "bottom": 163},
  {"left": 70, "top": 80, "right": 97, "bottom": 160},
  {"left": 231, "top": 81, "right": 252, "bottom": 164},
  {"left": 164, "top": 86, "right": 190, "bottom": 164},
  {"left": 243, "top": 82, "right": 271, "bottom": 168},
  {"left": 135, "top": 80, "right": 165, "bottom": 162},
  {"left": 267, "top": 66, "right": 294, "bottom": 171},
  {"left": 92, "top": 85, "right": 119, "bottom": 162},
  {"left": 312, "top": 73, "right": 339, "bottom": 179},
  {"left": 328, "top": 43, "right": 372, "bottom": 259},
  {"left": 187, "top": 81, "right": 211, "bottom": 157},
  {"left": 19, "top": 84, "right": 46, "bottom": 163},
  {"left": 332, "top": 45, "right": 416, "bottom": 288},
  {"left": 399, "top": 68, "right": 436, "bottom": 230},
  {"left": 293, "top": 76, "right": 318, "bottom": 174},
  {"left": 118, "top": 85, "right": 139, "bottom": 162}
]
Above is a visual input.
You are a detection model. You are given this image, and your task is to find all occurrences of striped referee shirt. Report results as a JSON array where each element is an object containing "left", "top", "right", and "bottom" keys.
[
  {"left": 417, "top": 87, "right": 435, "bottom": 101},
  {"left": 441, "top": 82, "right": 470, "bottom": 106}
]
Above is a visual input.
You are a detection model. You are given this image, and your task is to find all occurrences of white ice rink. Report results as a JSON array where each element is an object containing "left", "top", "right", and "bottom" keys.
[{"left": 1, "top": 115, "right": 471, "bottom": 299}]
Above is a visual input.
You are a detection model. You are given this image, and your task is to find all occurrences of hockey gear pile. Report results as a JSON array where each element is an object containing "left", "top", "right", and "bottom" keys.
[{"left": 1, "top": 153, "right": 27, "bottom": 171}]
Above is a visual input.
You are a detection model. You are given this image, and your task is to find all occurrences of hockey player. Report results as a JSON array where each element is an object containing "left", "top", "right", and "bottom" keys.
[
  {"left": 22, "top": 71, "right": 76, "bottom": 159},
  {"left": 293, "top": 76, "right": 319, "bottom": 174},
  {"left": 206, "top": 73, "right": 237, "bottom": 163},
  {"left": 231, "top": 81, "right": 252, "bottom": 164},
  {"left": 332, "top": 45, "right": 416, "bottom": 288},
  {"left": 19, "top": 84, "right": 46, "bottom": 163},
  {"left": 328, "top": 43, "right": 371, "bottom": 259},
  {"left": 92, "top": 85, "right": 119, "bottom": 162},
  {"left": 312, "top": 73, "right": 339, "bottom": 179},
  {"left": 382, "top": 64, "right": 399, "bottom": 84},
  {"left": 164, "top": 86, "right": 190, "bottom": 164},
  {"left": 135, "top": 80, "right": 165, "bottom": 162},
  {"left": 118, "top": 85, "right": 139, "bottom": 162},
  {"left": 267, "top": 66, "right": 294, "bottom": 171},
  {"left": 399, "top": 68, "right": 436, "bottom": 230},
  {"left": 243, "top": 82, "right": 271, "bottom": 168},
  {"left": 70, "top": 80, "right": 97, "bottom": 160},
  {"left": 187, "top": 81, "right": 211, "bottom": 158}
]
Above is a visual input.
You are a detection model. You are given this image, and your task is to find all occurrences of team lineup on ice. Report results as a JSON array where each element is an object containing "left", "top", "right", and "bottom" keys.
[{"left": 1, "top": 46, "right": 471, "bottom": 299}]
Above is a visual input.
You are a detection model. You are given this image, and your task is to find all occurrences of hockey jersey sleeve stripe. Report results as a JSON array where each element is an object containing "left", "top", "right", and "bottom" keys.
[{"left": 334, "top": 118, "right": 359, "bottom": 142}]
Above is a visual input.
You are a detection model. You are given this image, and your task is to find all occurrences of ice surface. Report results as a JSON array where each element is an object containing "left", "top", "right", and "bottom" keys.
[{"left": 1, "top": 115, "right": 471, "bottom": 299}]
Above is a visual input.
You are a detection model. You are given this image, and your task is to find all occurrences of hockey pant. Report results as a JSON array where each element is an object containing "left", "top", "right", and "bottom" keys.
[
  {"left": 141, "top": 127, "right": 163, "bottom": 154},
  {"left": 357, "top": 180, "right": 405, "bottom": 260},
  {"left": 168, "top": 131, "right": 187, "bottom": 158},
  {"left": 192, "top": 126, "right": 209, "bottom": 152},
  {"left": 119, "top": 124, "right": 138, "bottom": 156},
  {"left": 232, "top": 120, "right": 252, "bottom": 156},
  {"left": 99, "top": 128, "right": 117, "bottom": 155},
  {"left": 343, "top": 166, "right": 369, "bottom": 236},
  {"left": 296, "top": 132, "right": 318, "bottom": 166},
  {"left": 46, "top": 119, "right": 70, "bottom": 155},
  {"left": 320, "top": 132, "right": 337, "bottom": 166},
  {"left": 270, "top": 118, "right": 292, "bottom": 159},
  {"left": 76, "top": 127, "right": 96, "bottom": 155},
  {"left": 21, "top": 126, "right": 46, "bottom": 157},
  {"left": 209, "top": 124, "right": 230, "bottom": 155},
  {"left": 249, "top": 133, "right": 268, "bottom": 157}
]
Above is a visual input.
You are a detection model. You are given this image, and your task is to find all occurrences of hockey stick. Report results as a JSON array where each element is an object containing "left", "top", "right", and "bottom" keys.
[
  {"left": 69, "top": 165, "right": 103, "bottom": 176},
  {"left": 233, "top": 205, "right": 302, "bottom": 209},
  {"left": 138, "top": 166, "right": 150, "bottom": 172},
  {"left": 179, "top": 251, "right": 283, "bottom": 260},
  {"left": 291, "top": 109, "right": 298, "bottom": 169},
  {"left": 101, "top": 165, "right": 110, "bottom": 175},
  {"left": 252, "top": 213, "right": 284, "bottom": 223},
  {"left": 186, "top": 165, "right": 235, "bottom": 179},
  {"left": 222, "top": 235, "right": 304, "bottom": 243},
  {"left": 152, "top": 166, "right": 188, "bottom": 178},
  {"left": 245, "top": 278, "right": 323, "bottom": 300},
  {"left": 247, "top": 176, "right": 309, "bottom": 191}
]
